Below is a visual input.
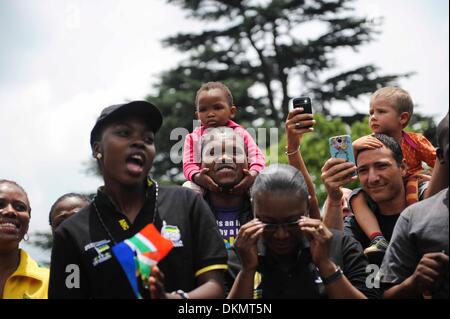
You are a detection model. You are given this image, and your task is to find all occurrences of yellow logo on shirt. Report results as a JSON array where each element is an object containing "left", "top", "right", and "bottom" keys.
[{"left": 118, "top": 219, "right": 129, "bottom": 231}]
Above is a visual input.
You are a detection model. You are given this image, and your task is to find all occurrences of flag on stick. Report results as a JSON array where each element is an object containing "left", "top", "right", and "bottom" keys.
[{"left": 112, "top": 223, "right": 174, "bottom": 298}]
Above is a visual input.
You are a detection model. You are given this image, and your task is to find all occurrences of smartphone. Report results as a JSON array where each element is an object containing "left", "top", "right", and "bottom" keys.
[
  {"left": 292, "top": 97, "right": 313, "bottom": 129},
  {"left": 293, "top": 97, "right": 312, "bottom": 114},
  {"left": 329, "top": 135, "right": 356, "bottom": 176}
]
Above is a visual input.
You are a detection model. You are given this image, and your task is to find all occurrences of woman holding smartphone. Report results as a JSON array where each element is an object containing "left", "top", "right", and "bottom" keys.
[{"left": 284, "top": 104, "right": 321, "bottom": 219}]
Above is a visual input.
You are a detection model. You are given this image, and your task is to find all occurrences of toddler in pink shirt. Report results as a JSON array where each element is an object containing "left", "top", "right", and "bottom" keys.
[{"left": 183, "top": 82, "right": 266, "bottom": 195}]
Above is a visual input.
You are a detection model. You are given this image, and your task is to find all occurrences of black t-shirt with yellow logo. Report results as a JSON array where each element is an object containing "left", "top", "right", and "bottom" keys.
[{"left": 49, "top": 184, "right": 227, "bottom": 299}]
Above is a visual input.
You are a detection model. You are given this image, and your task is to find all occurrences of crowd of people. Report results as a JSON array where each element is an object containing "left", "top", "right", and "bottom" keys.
[{"left": 0, "top": 82, "right": 448, "bottom": 299}]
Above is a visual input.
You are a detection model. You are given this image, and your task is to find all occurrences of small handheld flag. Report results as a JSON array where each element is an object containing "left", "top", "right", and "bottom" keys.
[{"left": 112, "top": 223, "right": 174, "bottom": 298}]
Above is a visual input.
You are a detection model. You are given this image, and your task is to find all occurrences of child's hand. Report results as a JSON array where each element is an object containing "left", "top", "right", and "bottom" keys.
[
  {"left": 193, "top": 168, "right": 221, "bottom": 193},
  {"left": 352, "top": 136, "right": 383, "bottom": 156},
  {"left": 230, "top": 169, "right": 258, "bottom": 195}
]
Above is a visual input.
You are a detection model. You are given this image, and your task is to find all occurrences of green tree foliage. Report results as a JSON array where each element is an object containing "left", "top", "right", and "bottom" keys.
[
  {"left": 29, "top": 231, "right": 53, "bottom": 250},
  {"left": 148, "top": 0, "right": 409, "bottom": 181},
  {"left": 408, "top": 113, "right": 438, "bottom": 144},
  {"left": 27, "top": 231, "right": 52, "bottom": 266}
]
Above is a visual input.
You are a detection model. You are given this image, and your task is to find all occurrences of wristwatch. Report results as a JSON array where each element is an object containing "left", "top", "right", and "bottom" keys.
[
  {"left": 172, "top": 289, "right": 189, "bottom": 299},
  {"left": 321, "top": 265, "right": 343, "bottom": 285}
]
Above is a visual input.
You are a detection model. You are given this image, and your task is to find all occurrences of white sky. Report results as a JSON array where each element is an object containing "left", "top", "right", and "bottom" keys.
[{"left": 0, "top": 0, "right": 448, "bottom": 261}]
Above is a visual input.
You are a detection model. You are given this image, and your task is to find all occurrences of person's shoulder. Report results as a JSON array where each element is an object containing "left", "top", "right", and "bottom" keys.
[
  {"left": 404, "top": 131, "right": 426, "bottom": 139},
  {"left": 403, "top": 188, "right": 449, "bottom": 218},
  {"left": 241, "top": 197, "right": 253, "bottom": 221},
  {"left": 348, "top": 187, "right": 365, "bottom": 200},
  {"left": 159, "top": 185, "right": 208, "bottom": 209},
  {"left": 330, "top": 222, "right": 360, "bottom": 242},
  {"left": 411, "top": 187, "right": 447, "bottom": 208},
  {"left": 343, "top": 215, "right": 366, "bottom": 243},
  {"left": 329, "top": 228, "right": 365, "bottom": 257},
  {"left": 404, "top": 131, "right": 433, "bottom": 145},
  {"left": 160, "top": 184, "right": 202, "bottom": 199},
  {"left": 347, "top": 187, "right": 362, "bottom": 207},
  {"left": 330, "top": 228, "right": 357, "bottom": 244},
  {"left": 329, "top": 228, "right": 345, "bottom": 241},
  {"left": 348, "top": 187, "right": 379, "bottom": 214},
  {"left": 192, "top": 125, "right": 202, "bottom": 133},
  {"left": 18, "top": 249, "right": 50, "bottom": 281},
  {"left": 343, "top": 215, "right": 357, "bottom": 229},
  {"left": 227, "top": 119, "right": 242, "bottom": 129},
  {"left": 228, "top": 120, "right": 254, "bottom": 135},
  {"left": 8, "top": 250, "right": 50, "bottom": 299}
]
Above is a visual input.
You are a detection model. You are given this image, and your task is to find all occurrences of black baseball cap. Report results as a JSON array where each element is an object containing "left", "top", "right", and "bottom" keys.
[{"left": 90, "top": 100, "right": 163, "bottom": 148}]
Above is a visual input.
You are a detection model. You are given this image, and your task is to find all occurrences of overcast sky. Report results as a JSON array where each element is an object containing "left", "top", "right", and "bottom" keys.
[{"left": 0, "top": 0, "right": 448, "bottom": 261}]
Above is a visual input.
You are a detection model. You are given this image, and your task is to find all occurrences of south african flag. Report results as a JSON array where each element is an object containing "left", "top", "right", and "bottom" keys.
[{"left": 112, "top": 224, "right": 174, "bottom": 299}]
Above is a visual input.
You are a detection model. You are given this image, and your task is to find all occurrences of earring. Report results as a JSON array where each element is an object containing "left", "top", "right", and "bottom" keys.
[
  {"left": 24, "top": 233, "right": 29, "bottom": 241},
  {"left": 96, "top": 153, "right": 103, "bottom": 160}
]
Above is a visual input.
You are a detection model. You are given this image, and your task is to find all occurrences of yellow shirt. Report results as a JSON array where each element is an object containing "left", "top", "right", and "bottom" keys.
[{"left": 2, "top": 249, "right": 49, "bottom": 299}]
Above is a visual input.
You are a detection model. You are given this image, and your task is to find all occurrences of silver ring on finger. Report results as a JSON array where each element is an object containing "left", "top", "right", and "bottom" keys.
[{"left": 295, "top": 122, "right": 301, "bottom": 129}]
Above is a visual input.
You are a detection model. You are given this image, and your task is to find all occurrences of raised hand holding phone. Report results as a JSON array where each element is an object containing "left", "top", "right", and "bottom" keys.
[
  {"left": 329, "top": 135, "right": 357, "bottom": 176},
  {"left": 293, "top": 97, "right": 312, "bottom": 114}
]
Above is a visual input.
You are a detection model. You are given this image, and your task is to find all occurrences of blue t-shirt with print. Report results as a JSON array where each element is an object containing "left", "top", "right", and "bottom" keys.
[{"left": 213, "top": 206, "right": 241, "bottom": 248}]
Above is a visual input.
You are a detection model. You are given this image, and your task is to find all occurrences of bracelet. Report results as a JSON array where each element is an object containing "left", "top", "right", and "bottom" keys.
[
  {"left": 172, "top": 289, "right": 189, "bottom": 299},
  {"left": 285, "top": 147, "right": 300, "bottom": 156},
  {"left": 321, "top": 266, "right": 343, "bottom": 285}
]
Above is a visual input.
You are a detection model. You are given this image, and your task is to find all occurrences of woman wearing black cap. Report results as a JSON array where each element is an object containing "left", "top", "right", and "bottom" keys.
[{"left": 49, "top": 101, "right": 227, "bottom": 299}]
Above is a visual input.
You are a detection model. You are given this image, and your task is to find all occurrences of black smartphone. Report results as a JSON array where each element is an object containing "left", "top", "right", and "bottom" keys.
[{"left": 293, "top": 97, "right": 312, "bottom": 114}]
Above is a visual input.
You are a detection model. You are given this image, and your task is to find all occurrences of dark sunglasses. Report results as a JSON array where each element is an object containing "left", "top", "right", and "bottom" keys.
[{"left": 263, "top": 219, "right": 301, "bottom": 233}]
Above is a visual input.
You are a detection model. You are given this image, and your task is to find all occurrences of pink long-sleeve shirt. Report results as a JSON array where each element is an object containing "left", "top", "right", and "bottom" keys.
[{"left": 183, "top": 120, "right": 266, "bottom": 181}]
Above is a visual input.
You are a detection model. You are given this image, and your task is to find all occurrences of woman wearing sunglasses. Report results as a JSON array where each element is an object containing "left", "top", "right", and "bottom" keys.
[{"left": 228, "top": 164, "right": 379, "bottom": 299}]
